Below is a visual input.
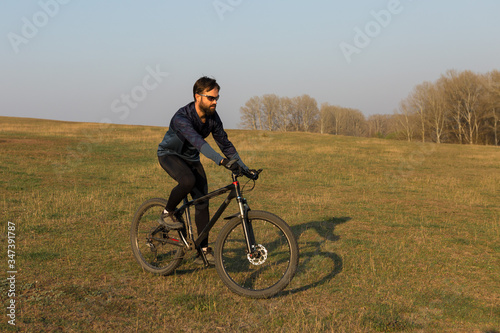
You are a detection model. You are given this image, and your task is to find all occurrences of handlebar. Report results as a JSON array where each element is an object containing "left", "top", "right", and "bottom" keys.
[
  {"left": 224, "top": 158, "right": 262, "bottom": 180},
  {"left": 240, "top": 168, "right": 262, "bottom": 180}
]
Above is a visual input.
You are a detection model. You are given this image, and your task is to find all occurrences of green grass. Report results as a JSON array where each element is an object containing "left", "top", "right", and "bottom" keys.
[{"left": 1, "top": 116, "right": 499, "bottom": 332}]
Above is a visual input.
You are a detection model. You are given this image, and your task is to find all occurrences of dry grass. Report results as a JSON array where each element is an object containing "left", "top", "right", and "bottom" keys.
[{"left": 1, "top": 116, "right": 499, "bottom": 332}]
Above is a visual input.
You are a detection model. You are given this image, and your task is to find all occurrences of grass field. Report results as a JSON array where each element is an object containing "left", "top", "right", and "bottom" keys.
[{"left": 1, "top": 116, "right": 499, "bottom": 332}]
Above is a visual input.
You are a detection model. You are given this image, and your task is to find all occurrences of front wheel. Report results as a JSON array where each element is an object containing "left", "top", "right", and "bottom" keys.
[
  {"left": 215, "top": 210, "right": 299, "bottom": 298},
  {"left": 130, "top": 198, "right": 185, "bottom": 275}
]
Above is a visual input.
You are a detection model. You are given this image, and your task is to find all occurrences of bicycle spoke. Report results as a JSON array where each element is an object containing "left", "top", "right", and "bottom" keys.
[
  {"left": 216, "top": 211, "right": 298, "bottom": 298},
  {"left": 130, "top": 198, "right": 184, "bottom": 275}
]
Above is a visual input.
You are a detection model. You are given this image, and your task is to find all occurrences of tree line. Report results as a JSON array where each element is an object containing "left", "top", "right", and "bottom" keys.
[{"left": 239, "top": 69, "right": 500, "bottom": 145}]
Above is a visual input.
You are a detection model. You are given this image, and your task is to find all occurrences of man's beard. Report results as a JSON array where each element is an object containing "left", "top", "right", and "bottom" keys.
[{"left": 200, "top": 101, "right": 216, "bottom": 116}]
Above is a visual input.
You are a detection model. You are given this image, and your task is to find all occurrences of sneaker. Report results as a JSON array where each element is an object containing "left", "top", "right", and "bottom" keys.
[
  {"left": 158, "top": 211, "right": 184, "bottom": 230},
  {"left": 194, "top": 247, "right": 215, "bottom": 265}
]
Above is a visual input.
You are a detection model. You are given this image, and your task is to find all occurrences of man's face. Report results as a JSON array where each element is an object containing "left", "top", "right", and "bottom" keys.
[{"left": 197, "top": 88, "right": 219, "bottom": 116}]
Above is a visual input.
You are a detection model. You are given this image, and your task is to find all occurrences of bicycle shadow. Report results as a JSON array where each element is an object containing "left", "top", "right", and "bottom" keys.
[
  {"left": 169, "top": 216, "right": 349, "bottom": 295},
  {"left": 282, "top": 217, "right": 350, "bottom": 296}
]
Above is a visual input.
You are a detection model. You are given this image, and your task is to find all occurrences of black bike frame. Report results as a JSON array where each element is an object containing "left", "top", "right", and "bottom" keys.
[{"left": 175, "top": 174, "right": 256, "bottom": 254}]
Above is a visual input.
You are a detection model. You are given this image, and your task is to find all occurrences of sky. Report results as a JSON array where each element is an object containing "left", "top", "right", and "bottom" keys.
[{"left": 1, "top": 0, "right": 500, "bottom": 129}]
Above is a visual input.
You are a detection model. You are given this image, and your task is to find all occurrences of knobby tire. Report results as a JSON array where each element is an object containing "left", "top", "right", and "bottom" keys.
[
  {"left": 130, "top": 198, "right": 185, "bottom": 275},
  {"left": 215, "top": 210, "right": 299, "bottom": 298}
]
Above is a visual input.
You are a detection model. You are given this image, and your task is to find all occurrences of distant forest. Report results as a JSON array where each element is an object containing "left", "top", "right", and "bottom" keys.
[{"left": 239, "top": 69, "right": 500, "bottom": 146}]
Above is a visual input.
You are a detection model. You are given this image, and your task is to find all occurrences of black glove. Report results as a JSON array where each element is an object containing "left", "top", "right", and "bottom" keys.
[{"left": 220, "top": 158, "right": 241, "bottom": 174}]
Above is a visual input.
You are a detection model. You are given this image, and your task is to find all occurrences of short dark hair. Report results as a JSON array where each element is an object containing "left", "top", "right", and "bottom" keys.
[{"left": 193, "top": 76, "right": 220, "bottom": 100}]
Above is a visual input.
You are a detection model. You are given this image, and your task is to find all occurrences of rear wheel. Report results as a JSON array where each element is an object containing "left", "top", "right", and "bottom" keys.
[
  {"left": 130, "top": 198, "right": 185, "bottom": 275},
  {"left": 215, "top": 210, "right": 299, "bottom": 298}
]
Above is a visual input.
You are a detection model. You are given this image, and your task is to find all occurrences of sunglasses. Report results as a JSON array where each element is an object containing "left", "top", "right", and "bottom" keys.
[{"left": 198, "top": 94, "right": 220, "bottom": 102}]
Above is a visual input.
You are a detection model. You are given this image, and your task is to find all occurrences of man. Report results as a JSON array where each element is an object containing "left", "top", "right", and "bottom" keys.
[{"left": 157, "top": 76, "right": 249, "bottom": 265}]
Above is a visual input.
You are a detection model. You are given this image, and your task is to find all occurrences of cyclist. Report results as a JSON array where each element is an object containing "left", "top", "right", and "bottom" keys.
[{"left": 157, "top": 76, "right": 249, "bottom": 265}]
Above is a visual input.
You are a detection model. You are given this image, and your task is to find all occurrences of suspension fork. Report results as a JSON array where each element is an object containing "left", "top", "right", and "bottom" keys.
[{"left": 233, "top": 177, "right": 256, "bottom": 254}]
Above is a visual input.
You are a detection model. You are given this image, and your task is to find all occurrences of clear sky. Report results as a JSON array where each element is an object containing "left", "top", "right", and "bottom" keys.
[{"left": 1, "top": 0, "right": 499, "bottom": 129}]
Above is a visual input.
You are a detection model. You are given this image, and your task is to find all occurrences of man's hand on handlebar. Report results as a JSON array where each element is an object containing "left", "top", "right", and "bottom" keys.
[
  {"left": 220, "top": 159, "right": 261, "bottom": 180},
  {"left": 245, "top": 169, "right": 260, "bottom": 180},
  {"left": 220, "top": 158, "right": 241, "bottom": 174}
]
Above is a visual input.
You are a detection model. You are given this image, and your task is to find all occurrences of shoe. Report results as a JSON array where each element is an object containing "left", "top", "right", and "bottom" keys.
[
  {"left": 158, "top": 211, "right": 184, "bottom": 230},
  {"left": 194, "top": 247, "right": 215, "bottom": 265}
]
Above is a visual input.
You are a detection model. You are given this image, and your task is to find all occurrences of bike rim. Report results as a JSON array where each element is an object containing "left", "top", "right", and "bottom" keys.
[
  {"left": 220, "top": 218, "right": 293, "bottom": 292},
  {"left": 134, "top": 202, "right": 183, "bottom": 271}
]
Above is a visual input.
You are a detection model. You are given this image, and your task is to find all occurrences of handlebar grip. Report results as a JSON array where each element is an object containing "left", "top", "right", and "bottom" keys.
[{"left": 244, "top": 169, "right": 262, "bottom": 180}]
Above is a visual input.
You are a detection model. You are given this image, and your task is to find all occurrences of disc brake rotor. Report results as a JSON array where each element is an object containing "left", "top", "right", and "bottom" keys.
[{"left": 247, "top": 244, "right": 267, "bottom": 265}]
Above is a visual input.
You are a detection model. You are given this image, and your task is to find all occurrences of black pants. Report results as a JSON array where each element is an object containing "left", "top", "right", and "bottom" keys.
[{"left": 158, "top": 155, "right": 209, "bottom": 248}]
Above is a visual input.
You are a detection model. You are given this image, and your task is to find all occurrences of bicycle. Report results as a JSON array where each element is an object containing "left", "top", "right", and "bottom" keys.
[{"left": 130, "top": 164, "right": 299, "bottom": 299}]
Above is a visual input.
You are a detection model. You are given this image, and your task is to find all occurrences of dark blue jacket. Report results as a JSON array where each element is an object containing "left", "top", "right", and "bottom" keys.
[{"left": 157, "top": 102, "right": 245, "bottom": 167}]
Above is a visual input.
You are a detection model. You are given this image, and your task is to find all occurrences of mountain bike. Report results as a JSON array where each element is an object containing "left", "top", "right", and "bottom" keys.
[{"left": 130, "top": 165, "right": 299, "bottom": 299}]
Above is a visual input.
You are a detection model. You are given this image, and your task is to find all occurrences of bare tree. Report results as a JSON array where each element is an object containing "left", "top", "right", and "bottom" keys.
[
  {"left": 293, "top": 94, "right": 319, "bottom": 132},
  {"left": 320, "top": 104, "right": 366, "bottom": 136},
  {"left": 288, "top": 97, "right": 303, "bottom": 131},
  {"left": 241, "top": 94, "right": 319, "bottom": 133},
  {"left": 333, "top": 107, "right": 348, "bottom": 135},
  {"left": 320, "top": 103, "right": 336, "bottom": 134},
  {"left": 320, "top": 104, "right": 345, "bottom": 135},
  {"left": 408, "top": 82, "right": 432, "bottom": 142},
  {"left": 367, "top": 114, "right": 392, "bottom": 138},
  {"left": 426, "top": 79, "right": 448, "bottom": 143},
  {"left": 394, "top": 99, "right": 420, "bottom": 142},
  {"left": 261, "top": 94, "right": 280, "bottom": 131},
  {"left": 481, "top": 70, "right": 500, "bottom": 145},
  {"left": 239, "top": 70, "right": 499, "bottom": 145},
  {"left": 347, "top": 108, "right": 367, "bottom": 137},
  {"left": 441, "top": 70, "right": 484, "bottom": 144},
  {"left": 277, "top": 97, "right": 292, "bottom": 132},
  {"left": 239, "top": 96, "right": 263, "bottom": 130}
]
